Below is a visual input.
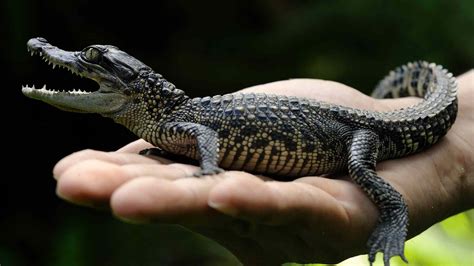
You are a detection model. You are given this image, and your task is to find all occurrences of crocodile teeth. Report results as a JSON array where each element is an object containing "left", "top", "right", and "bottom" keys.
[
  {"left": 69, "top": 89, "right": 90, "bottom": 95},
  {"left": 69, "top": 88, "right": 90, "bottom": 94},
  {"left": 22, "top": 84, "right": 92, "bottom": 95},
  {"left": 22, "top": 84, "right": 56, "bottom": 95}
]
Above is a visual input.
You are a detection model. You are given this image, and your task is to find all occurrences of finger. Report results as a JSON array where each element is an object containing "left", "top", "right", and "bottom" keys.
[
  {"left": 295, "top": 176, "right": 378, "bottom": 233},
  {"left": 56, "top": 160, "right": 198, "bottom": 208},
  {"left": 53, "top": 149, "right": 160, "bottom": 178},
  {"left": 240, "top": 79, "right": 361, "bottom": 106},
  {"left": 208, "top": 174, "right": 350, "bottom": 228},
  {"left": 111, "top": 173, "right": 238, "bottom": 225}
]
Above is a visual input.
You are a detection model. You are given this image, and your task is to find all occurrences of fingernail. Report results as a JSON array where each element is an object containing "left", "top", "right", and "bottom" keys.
[
  {"left": 114, "top": 214, "right": 151, "bottom": 224},
  {"left": 208, "top": 200, "right": 238, "bottom": 216}
]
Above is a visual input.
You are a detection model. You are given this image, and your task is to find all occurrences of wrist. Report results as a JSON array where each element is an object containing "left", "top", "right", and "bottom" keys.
[
  {"left": 414, "top": 70, "right": 474, "bottom": 235},
  {"left": 458, "top": 149, "right": 474, "bottom": 210},
  {"left": 456, "top": 70, "right": 474, "bottom": 210}
]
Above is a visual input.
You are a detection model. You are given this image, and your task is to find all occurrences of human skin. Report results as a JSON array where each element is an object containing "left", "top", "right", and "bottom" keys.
[{"left": 53, "top": 70, "right": 474, "bottom": 265}]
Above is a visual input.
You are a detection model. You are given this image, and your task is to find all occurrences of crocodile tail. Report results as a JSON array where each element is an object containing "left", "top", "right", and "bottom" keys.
[
  {"left": 365, "top": 61, "right": 458, "bottom": 158},
  {"left": 369, "top": 61, "right": 457, "bottom": 122},
  {"left": 371, "top": 61, "right": 457, "bottom": 100}
]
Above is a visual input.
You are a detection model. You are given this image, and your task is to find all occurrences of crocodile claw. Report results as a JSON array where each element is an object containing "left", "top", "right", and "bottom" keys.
[
  {"left": 193, "top": 167, "right": 225, "bottom": 177},
  {"left": 367, "top": 218, "right": 408, "bottom": 266}
]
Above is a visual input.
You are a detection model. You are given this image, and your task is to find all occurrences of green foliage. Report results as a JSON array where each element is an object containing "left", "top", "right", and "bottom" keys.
[{"left": 287, "top": 210, "right": 474, "bottom": 266}]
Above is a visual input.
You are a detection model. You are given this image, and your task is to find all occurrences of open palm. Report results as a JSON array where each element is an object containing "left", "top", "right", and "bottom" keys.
[{"left": 53, "top": 72, "right": 474, "bottom": 265}]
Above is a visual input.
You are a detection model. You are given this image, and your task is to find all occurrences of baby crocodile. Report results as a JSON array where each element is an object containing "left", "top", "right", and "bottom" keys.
[{"left": 22, "top": 37, "right": 458, "bottom": 266}]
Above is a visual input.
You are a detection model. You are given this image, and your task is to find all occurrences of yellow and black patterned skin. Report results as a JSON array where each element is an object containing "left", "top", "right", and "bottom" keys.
[{"left": 22, "top": 38, "right": 458, "bottom": 266}]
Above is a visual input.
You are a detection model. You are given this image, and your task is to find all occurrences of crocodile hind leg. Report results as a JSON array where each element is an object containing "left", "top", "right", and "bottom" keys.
[{"left": 347, "top": 130, "right": 409, "bottom": 266}]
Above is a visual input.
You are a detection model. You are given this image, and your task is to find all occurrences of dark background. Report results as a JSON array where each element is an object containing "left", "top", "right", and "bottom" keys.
[{"left": 2, "top": 0, "right": 473, "bottom": 265}]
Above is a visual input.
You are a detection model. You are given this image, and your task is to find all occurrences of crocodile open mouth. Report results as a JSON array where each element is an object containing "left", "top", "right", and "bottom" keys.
[{"left": 22, "top": 37, "right": 127, "bottom": 114}]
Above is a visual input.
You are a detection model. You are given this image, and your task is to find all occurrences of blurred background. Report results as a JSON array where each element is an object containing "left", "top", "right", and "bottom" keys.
[{"left": 1, "top": 0, "right": 473, "bottom": 265}]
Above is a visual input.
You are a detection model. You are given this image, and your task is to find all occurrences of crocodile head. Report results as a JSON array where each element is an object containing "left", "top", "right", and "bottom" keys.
[{"left": 22, "top": 37, "right": 156, "bottom": 115}]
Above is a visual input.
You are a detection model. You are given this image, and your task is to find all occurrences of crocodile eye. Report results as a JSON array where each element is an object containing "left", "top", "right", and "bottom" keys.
[{"left": 82, "top": 47, "right": 102, "bottom": 63}]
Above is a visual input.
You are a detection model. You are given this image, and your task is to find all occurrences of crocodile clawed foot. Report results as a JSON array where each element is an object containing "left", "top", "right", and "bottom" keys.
[
  {"left": 367, "top": 219, "right": 408, "bottom": 266},
  {"left": 193, "top": 167, "right": 225, "bottom": 177}
]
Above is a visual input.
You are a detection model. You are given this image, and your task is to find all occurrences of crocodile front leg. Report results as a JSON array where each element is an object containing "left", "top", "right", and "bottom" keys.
[
  {"left": 154, "top": 122, "right": 224, "bottom": 176},
  {"left": 347, "top": 130, "right": 409, "bottom": 266}
]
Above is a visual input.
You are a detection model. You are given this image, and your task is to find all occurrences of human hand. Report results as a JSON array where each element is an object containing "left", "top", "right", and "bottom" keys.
[{"left": 53, "top": 71, "right": 474, "bottom": 265}]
